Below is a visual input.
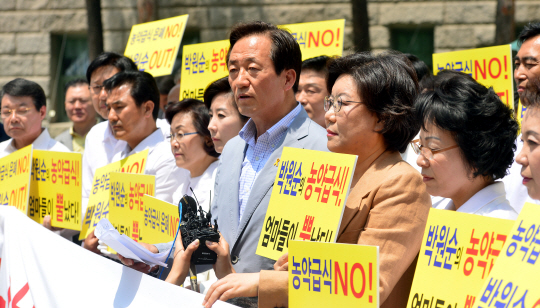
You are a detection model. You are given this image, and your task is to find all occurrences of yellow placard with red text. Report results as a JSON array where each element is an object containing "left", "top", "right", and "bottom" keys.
[
  {"left": 180, "top": 40, "right": 229, "bottom": 101},
  {"left": 255, "top": 147, "right": 357, "bottom": 260},
  {"left": 0, "top": 145, "right": 32, "bottom": 214},
  {"left": 28, "top": 150, "right": 82, "bottom": 231},
  {"left": 289, "top": 240, "right": 379, "bottom": 307},
  {"left": 280, "top": 19, "right": 345, "bottom": 60},
  {"left": 107, "top": 172, "right": 155, "bottom": 243},
  {"left": 124, "top": 14, "right": 189, "bottom": 77},
  {"left": 79, "top": 150, "right": 148, "bottom": 240},
  {"left": 139, "top": 195, "right": 180, "bottom": 244},
  {"left": 473, "top": 203, "right": 540, "bottom": 308},
  {"left": 518, "top": 100, "right": 526, "bottom": 127},
  {"left": 408, "top": 208, "right": 514, "bottom": 307},
  {"left": 179, "top": 19, "right": 345, "bottom": 101},
  {"left": 433, "top": 45, "right": 514, "bottom": 108}
]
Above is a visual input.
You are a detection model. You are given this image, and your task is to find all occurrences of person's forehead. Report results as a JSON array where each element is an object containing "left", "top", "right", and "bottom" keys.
[
  {"left": 66, "top": 85, "right": 90, "bottom": 96},
  {"left": 1, "top": 94, "right": 34, "bottom": 107},
  {"left": 300, "top": 70, "right": 327, "bottom": 83},
  {"left": 229, "top": 34, "right": 272, "bottom": 62},
  {"left": 91, "top": 65, "right": 120, "bottom": 83},
  {"left": 107, "top": 84, "right": 134, "bottom": 104},
  {"left": 517, "top": 35, "right": 540, "bottom": 58}
]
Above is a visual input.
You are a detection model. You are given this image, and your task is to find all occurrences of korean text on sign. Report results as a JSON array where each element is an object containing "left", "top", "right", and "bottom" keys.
[
  {"left": 0, "top": 145, "right": 32, "bottom": 214},
  {"left": 256, "top": 147, "right": 357, "bottom": 261},
  {"left": 289, "top": 240, "right": 379, "bottom": 307},
  {"left": 28, "top": 150, "right": 82, "bottom": 230},
  {"left": 474, "top": 203, "right": 540, "bottom": 307},
  {"left": 125, "top": 14, "right": 189, "bottom": 77},
  {"left": 280, "top": 19, "right": 345, "bottom": 60},
  {"left": 180, "top": 40, "right": 229, "bottom": 101},
  {"left": 408, "top": 208, "right": 514, "bottom": 308},
  {"left": 80, "top": 150, "right": 148, "bottom": 240},
  {"left": 432, "top": 45, "right": 514, "bottom": 108}
]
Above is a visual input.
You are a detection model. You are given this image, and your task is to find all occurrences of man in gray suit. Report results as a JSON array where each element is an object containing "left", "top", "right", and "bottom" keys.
[
  {"left": 207, "top": 21, "right": 328, "bottom": 276},
  {"left": 55, "top": 79, "right": 97, "bottom": 153}
]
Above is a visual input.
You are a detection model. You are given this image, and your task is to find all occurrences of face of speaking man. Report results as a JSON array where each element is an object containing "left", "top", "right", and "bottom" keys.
[
  {"left": 515, "top": 35, "right": 540, "bottom": 99},
  {"left": 227, "top": 34, "right": 296, "bottom": 128}
]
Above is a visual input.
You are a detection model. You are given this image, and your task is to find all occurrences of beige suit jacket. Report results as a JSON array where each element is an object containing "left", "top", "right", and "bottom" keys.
[{"left": 258, "top": 150, "right": 431, "bottom": 308}]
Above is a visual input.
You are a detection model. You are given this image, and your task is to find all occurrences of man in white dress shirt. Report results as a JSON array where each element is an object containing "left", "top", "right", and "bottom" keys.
[
  {"left": 0, "top": 78, "right": 70, "bottom": 157},
  {"left": 81, "top": 52, "right": 172, "bottom": 210},
  {"left": 104, "top": 70, "right": 188, "bottom": 202}
]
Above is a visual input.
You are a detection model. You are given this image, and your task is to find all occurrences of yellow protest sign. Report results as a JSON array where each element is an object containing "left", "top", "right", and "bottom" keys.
[
  {"left": 473, "top": 203, "right": 540, "bottom": 308},
  {"left": 28, "top": 150, "right": 82, "bottom": 231},
  {"left": 289, "top": 240, "right": 379, "bottom": 307},
  {"left": 433, "top": 45, "right": 514, "bottom": 108},
  {"left": 124, "top": 15, "right": 189, "bottom": 77},
  {"left": 180, "top": 40, "right": 229, "bottom": 100},
  {"left": 107, "top": 172, "right": 155, "bottom": 243},
  {"left": 256, "top": 147, "right": 357, "bottom": 260},
  {"left": 140, "top": 195, "right": 180, "bottom": 244},
  {"left": 0, "top": 145, "right": 32, "bottom": 213},
  {"left": 280, "top": 19, "right": 345, "bottom": 60},
  {"left": 80, "top": 150, "right": 148, "bottom": 240},
  {"left": 407, "top": 208, "right": 514, "bottom": 307}
]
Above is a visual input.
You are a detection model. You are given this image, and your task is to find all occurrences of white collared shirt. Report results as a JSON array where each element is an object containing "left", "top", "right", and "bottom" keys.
[
  {"left": 0, "top": 128, "right": 70, "bottom": 158},
  {"left": 81, "top": 120, "right": 171, "bottom": 205},
  {"left": 172, "top": 160, "right": 219, "bottom": 212},
  {"left": 434, "top": 181, "right": 518, "bottom": 220},
  {"left": 111, "top": 128, "right": 189, "bottom": 204}
]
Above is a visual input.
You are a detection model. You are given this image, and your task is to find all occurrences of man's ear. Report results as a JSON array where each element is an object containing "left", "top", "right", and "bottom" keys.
[
  {"left": 144, "top": 100, "right": 155, "bottom": 117},
  {"left": 39, "top": 105, "right": 46, "bottom": 121},
  {"left": 283, "top": 68, "right": 297, "bottom": 92}
]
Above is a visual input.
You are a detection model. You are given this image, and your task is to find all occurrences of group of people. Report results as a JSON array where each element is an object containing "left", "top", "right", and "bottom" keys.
[{"left": 1, "top": 19, "right": 540, "bottom": 308}]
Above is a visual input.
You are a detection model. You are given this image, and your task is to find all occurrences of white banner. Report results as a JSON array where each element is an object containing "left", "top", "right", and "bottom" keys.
[{"left": 0, "top": 206, "right": 236, "bottom": 308}]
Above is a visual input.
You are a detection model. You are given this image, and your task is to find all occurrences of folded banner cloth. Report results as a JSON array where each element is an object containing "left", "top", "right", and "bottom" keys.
[{"left": 0, "top": 206, "right": 236, "bottom": 308}]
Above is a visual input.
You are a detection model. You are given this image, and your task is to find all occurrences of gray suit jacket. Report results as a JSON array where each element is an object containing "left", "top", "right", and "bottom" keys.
[
  {"left": 55, "top": 129, "right": 73, "bottom": 151},
  {"left": 211, "top": 108, "right": 328, "bottom": 274}
]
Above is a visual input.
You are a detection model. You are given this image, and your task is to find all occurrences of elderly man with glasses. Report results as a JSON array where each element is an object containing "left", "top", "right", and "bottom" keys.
[{"left": 0, "top": 78, "right": 70, "bottom": 157}]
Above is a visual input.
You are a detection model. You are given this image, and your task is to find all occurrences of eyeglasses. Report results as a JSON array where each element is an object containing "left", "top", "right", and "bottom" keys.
[
  {"left": 167, "top": 131, "right": 198, "bottom": 143},
  {"left": 410, "top": 139, "right": 459, "bottom": 160},
  {"left": 1, "top": 107, "right": 33, "bottom": 119},
  {"left": 89, "top": 84, "right": 104, "bottom": 94},
  {"left": 324, "top": 95, "right": 362, "bottom": 113}
]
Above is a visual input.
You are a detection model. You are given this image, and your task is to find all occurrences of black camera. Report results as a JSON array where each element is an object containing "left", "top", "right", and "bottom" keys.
[{"left": 178, "top": 195, "right": 220, "bottom": 265}]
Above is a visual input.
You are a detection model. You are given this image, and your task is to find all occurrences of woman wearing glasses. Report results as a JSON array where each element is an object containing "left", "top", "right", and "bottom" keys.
[
  {"left": 413, "top": 71, "right": 518, "bottom": 219},
  {"left": 166, "top": 98, "right": 220, "bottom": 212},
  {"left": 202, "top": 52, "right": 432, "bottom": 308}
]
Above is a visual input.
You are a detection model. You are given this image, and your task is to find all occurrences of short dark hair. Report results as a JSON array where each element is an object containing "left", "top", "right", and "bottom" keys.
[
  {"left": 518, "top": 21, "right": 540, "bottom": 44},
  {"left": 327, "top": 51, "right": 420, "bottom": 153},
  {"left": 86, "top": 52, "right": 138, "bottom": 84},
  {"left": 165, "top": 98, "right": 220, "bottom": 158},
  {"left": 64, "top": 78, "right": 89, "bottom": 95},
  {"left": 156, "top": 75, "right": 176, "bottom": 95},
  {"left": 1, "top": 78, "right": 46, "bottom": 111},
  {"left": 103, "top": 71, "right": 160, "bottom": 120},
  {"left": 228, "top": 21, "right": 302, "bottom": 92},
  {"left": 415, "top": 70, "right": 518, "bottom": 180},
  {"left": 203, "top": 77, "right": 249, "bottom": 123},
  {"left": 404, "top": 53, "right": 433, "bottom": 91},
  {"left": 301, "top": 56, "right": 332, "bottom": 76}
]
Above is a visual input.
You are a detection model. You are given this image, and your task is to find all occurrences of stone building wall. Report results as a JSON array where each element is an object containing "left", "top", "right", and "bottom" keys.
[{"left": 0, "top": 0, "right": 539, "bottom": 125}]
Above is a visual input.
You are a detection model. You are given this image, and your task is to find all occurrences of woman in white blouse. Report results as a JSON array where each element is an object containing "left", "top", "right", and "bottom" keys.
[
  {"left": 412, "top": 70, "right": 519, "bottom": 220},
  {"left": 165, "top": 98, "right": 220, "bottom": 212}
]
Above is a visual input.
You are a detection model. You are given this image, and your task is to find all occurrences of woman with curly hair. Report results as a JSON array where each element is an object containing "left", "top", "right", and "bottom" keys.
[{"left": 412, "top": 70, "right": 519, "bottom": 219}]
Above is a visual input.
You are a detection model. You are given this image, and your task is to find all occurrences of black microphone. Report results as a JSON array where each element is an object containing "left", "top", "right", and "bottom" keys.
[{"left": 178, "top": 195, "right": 197, "bottom": 223}]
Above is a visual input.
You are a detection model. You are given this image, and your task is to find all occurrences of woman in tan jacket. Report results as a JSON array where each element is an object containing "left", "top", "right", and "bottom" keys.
[{"left": 202, "top": 52, "right": 432, "bottom": 308}]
